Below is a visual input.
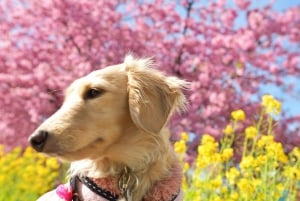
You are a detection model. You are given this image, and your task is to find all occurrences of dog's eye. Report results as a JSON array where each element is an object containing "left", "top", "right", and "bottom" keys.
[{"left": 84, "top": 88, "right": 104, "bottom": 99}]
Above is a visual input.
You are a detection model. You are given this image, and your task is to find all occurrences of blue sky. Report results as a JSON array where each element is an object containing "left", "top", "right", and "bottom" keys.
[
  {"left": 253, "top": 0, "right": 300, "bottom": 118},
  {"left": 223, "top": 0, "right": 300, "bottom": 118},
  {"left": 271, "top": 0, "right": 299, "bottom": 11}
]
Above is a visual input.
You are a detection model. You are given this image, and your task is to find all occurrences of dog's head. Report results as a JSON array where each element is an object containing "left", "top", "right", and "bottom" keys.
[{"left": 28, "top": 55, "right": 188, "bottom": 161}]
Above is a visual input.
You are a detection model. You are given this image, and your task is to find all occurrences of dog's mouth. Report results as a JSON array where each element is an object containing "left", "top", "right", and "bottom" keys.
[{"left": 47, "top": 138, "right": 104, "bottom": 160}]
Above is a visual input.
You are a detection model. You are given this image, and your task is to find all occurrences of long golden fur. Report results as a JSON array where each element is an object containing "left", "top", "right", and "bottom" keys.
[{"left": 29, "top": 55, "right": 188, "bottom": 201}]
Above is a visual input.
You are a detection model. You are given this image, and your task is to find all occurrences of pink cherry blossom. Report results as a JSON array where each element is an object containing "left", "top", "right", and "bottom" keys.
[
  {"left": 221, "top": 9, "right": 237, "bottom": 28},
  {"left": 0, "top": 0, "right": 299, "bottom": 153},
  {"left": 234, "top": 0, "right": 251, "bottom": 10},
  {"left": 248, "top": 11, "right": 266, "bottom": 33}
]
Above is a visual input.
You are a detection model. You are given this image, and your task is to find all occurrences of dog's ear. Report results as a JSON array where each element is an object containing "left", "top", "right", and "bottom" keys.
[{"left": 125, "top": 55, "right": 188, "bottom": 134}]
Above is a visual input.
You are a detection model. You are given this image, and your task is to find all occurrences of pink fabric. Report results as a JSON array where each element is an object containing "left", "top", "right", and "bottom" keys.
[
  {"left": 143, "top": 163, "right": 182, "bottom": 201},
  {"left": 81, "top": 163, "right": 182, "bottom": 201}
]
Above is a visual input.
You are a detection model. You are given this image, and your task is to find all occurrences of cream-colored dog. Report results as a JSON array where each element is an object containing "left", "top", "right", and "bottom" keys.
[{"left": 29, "top": 55, "right": 188, "bottom": 201}]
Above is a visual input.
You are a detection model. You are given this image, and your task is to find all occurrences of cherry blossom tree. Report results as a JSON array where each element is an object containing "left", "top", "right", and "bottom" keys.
[{"left": 0, "top": 0, "right": 299, "bottom": 151}]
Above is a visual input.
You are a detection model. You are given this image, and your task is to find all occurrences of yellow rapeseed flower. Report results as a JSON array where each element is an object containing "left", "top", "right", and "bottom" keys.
[
  {"left": 261, "top": 95, "right": 281, "bottom": 115},
  {"left": 195, "top": 179, "right": 202, "bottom": 188},
  {"left": 240, "top": 156, "right": 256, "bottom": 171},
  {"left": 276, "top": 183, "right": 284, "bottom": 193},
  {"left": 245, "top": 126, "right": 258, "bottom": 139},
  {"left": 174, "top": 140, "right": 186, "bottom": 154},
  {"left": 265, "top": 141, "right": 280, "bottom": 154},
  {"left": 224, "top": 124, "right": 234, "bottom": 135},
  {"left": 46, "top": 157, "right": 60, "bottom": 169},
  {"left": 210, "top": 176, "right": 222, "bottom": 189},
  {"left": 212, "top": 153, "right": 222, "bottom": 163},
  {"left": 183, "top": 162, "right": 190, "bottom": 173},
  {"left": 221, "top": 148, "right": 233, "bottom": 161},
  {"left": 182, "top": 176, "right": 188, "bottom": 191},
  {"left": 290, "top": 147, "right": 300, "bottom": 160},
  {"left": 229, "top": 192, "right": 239, "bottom": 200},
  {"left": 213, "top": 196, "right": 222, "bottom": 201},
  {"left": 237, "top": 178, "right": 255, "bottom": 195},
  {"left": 195, "top": 157, "right": 208, "bottom": 168},
  {"left": 262, "top": 94, "right": 273, "bottom": 105},
  {"left": 257, "top": 135, "right": 274, "bottom": 148},
  {"left": 231, "top": 109, "right": 245, "bottom": 121},
  {"left": 198, "top": 141, "right": 218, "bottom": 156},
  {"left": 181, "top": 132, "right": 189, "bottom": 142},
  {"left": 252, "top": 179, "right": 261, "bottom": 188},
  {"left": 0, "top": 144, "right": 3, "bottom": 157},
  {"left": 201, "top": 134, "right": 215, "bottom": 144},
  {"left": 23, "top": 146, "right": 35, "bottom": 157},
  {"left": 274, "top": 183, "right": 285, "bottom": 199},
  {"left": 0, "top": 145, "right": 63, "bottom": 200},
  {"left": 283, "top": 166, "right": 300, "bottom": 180},
  {"left": 256, "top": 155, "right": 267, "bottom": 166},
  {"left": 181, "top": 96, "right": 299, "bottom": 201},
  {"left": 220, "top": 186, "right": 228, "bottom": 194},
  {"left": 226, "top": 167, "right": 240, "bottom": 185}
]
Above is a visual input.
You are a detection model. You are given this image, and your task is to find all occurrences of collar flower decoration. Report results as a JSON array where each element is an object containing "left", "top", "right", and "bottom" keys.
[{"left": 56, "top": 184, "right": 73, "bottom": 201}]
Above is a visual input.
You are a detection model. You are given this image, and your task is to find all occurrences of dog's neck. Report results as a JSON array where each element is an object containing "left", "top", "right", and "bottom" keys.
[
  {"left": 71, "top": 162, "right": 182, "bottom": 201},
  {"left": 70, "top": 156, "right": 178, "bottom": 200},
  {"left": 69, "top": 128, "right": 179, "bottom": 200}
]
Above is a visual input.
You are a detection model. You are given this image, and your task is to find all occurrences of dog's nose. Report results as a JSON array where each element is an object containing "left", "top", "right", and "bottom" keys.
[{"left": 29, "top": 130, "right": 49, "bottom": 152}]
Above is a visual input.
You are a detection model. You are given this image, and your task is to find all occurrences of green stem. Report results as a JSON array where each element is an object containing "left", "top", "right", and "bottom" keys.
[
  {"left": 242, "top": 138, "right": 248, "bottom": 158},
  {"left": 256, "top": 109, "right": 265, "bottom": 133},
  {"left": 267, "top": 116, "right": 273, "bottom": 136}
]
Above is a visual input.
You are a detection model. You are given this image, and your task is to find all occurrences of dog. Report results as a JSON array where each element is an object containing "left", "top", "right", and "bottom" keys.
[{"left": 28, "top": 55, "right": 188, "bottom": 201}]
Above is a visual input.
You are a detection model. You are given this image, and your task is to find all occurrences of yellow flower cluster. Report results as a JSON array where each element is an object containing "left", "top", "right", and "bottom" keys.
[
  {"left": 231, "top": 109, "right": 245, "bottom": 121},
  {"left": 174, "top": 132, "right": 188, "bottom": 154},
  {"left": 262, "top": 94, "right": 281, "bottom": 115},
  {"left": 224, "top": 124, "right": 234, "bottom": 135},
  {"left": 176, "top": 95, "right": 300, "bottom": 201},
  {"left": 245, "top": 126, "right": 257, "bottom": 139},
  {"left": 0, "top": 145, "right": 65, "bottom": 201}
]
